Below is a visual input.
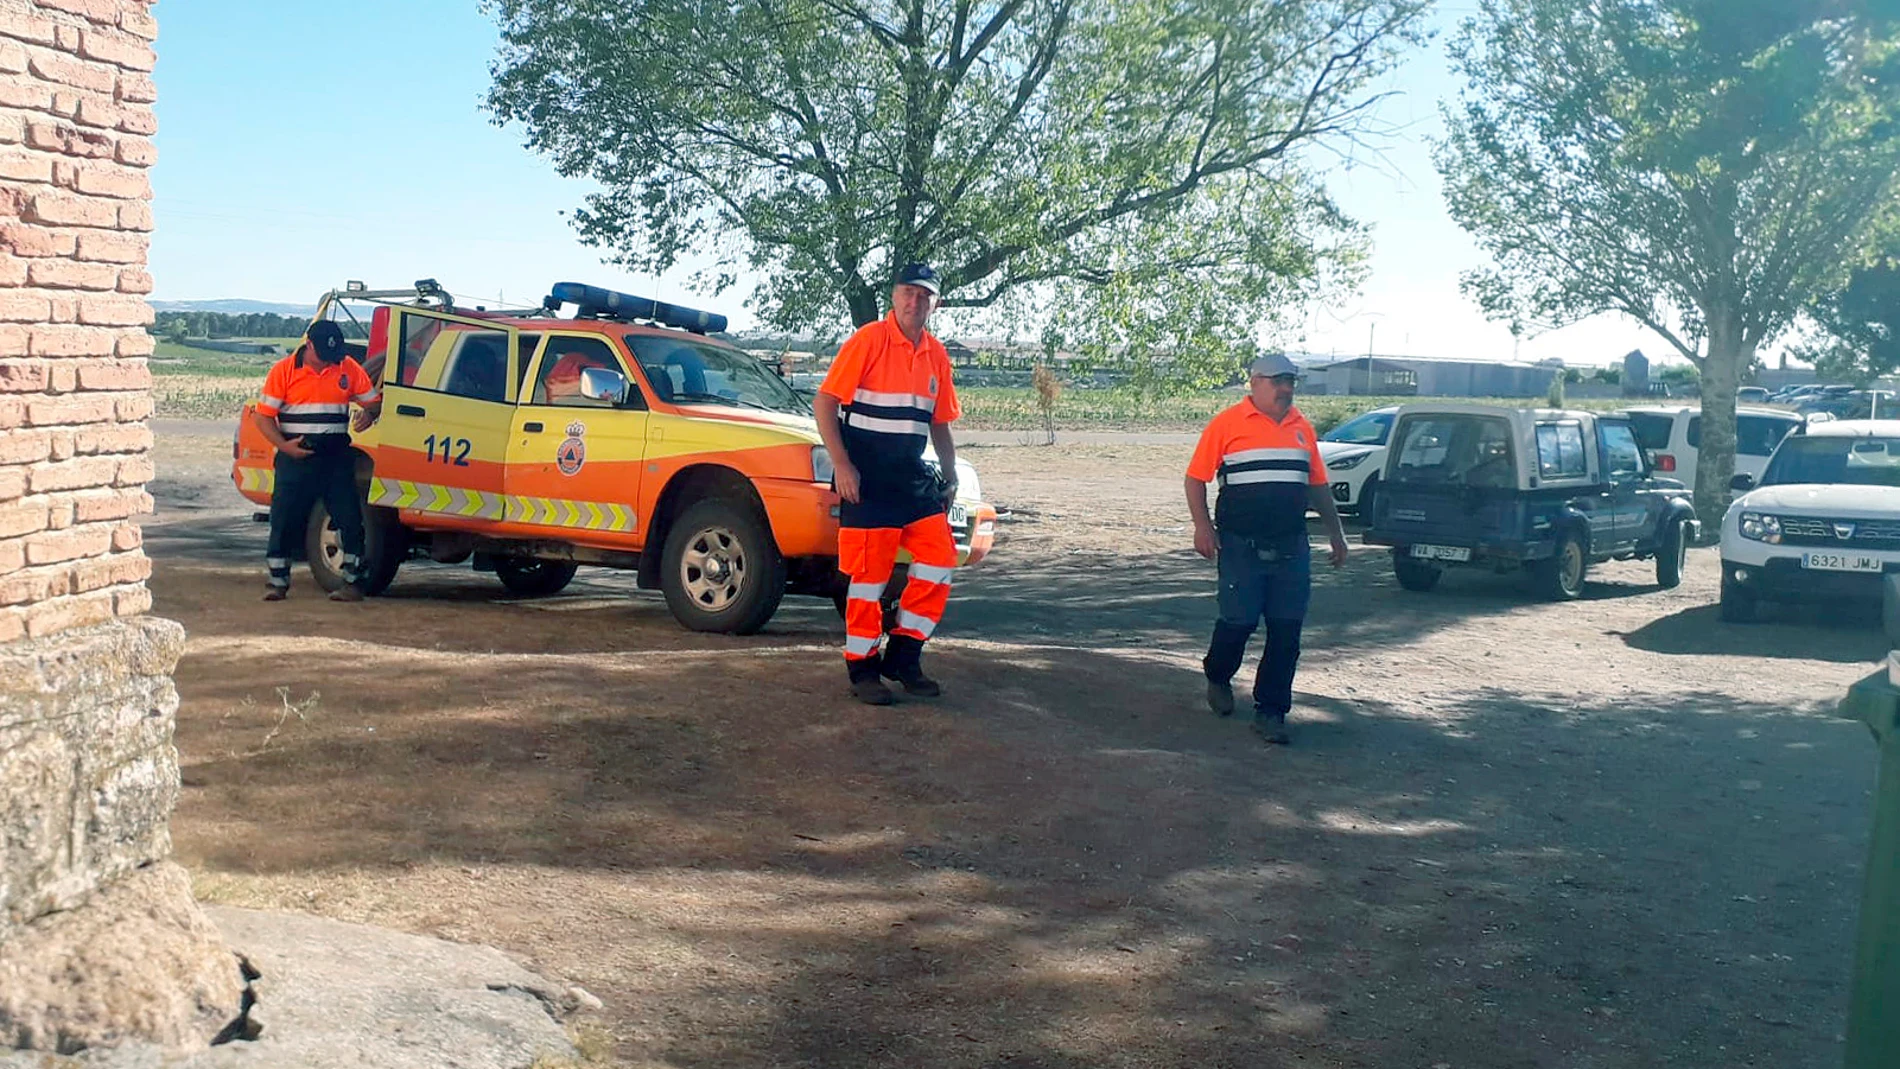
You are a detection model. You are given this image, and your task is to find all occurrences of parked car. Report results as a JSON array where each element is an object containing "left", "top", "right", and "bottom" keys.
[
  {"left": 1365, "top": 404, "right": 1699, "bottom": 599},
  {"left": 1737, "top": 386, "right": 1771, "bottom": 403},
  {"left": 1621, "top": 405, "right": 1803, "bottom": 489},
  {"left": 1719, "top": 419, "right": 1900, "bottom": 622},
  {"left": 1317, "top": 405, "right": 1397, "bottom": 519}
]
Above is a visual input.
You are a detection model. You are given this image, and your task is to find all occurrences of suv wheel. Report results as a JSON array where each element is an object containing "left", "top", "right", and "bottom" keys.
[
  {"left": 1357, "top": 476, "right": 1380, "bottom": 527},
  {"left": 1532, "top": 530, "right": 1587, "bottom": 600},
  {"left": 305, "top": 500, "right": 406, "bottom": 596},
  {"left": 495, "top": 558, "right": 579, "bottom": 597},
  {"left": 1392, "top": 551, "right": 1442, "bottom": 592},
  {"left": 1719, "top": 572, "right": 1760, "bottom": 623},
  {"left": 1655, "top": 518, "right": 1687, "bottom": 589},
  {"left": 661, "top": 497, "right": 787, "bottom": 634}
]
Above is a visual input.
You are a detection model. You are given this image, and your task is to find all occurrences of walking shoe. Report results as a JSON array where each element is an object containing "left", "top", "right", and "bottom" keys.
[
  {"left": 851, "top": 675, "right": 895, "bottom": 705},
  {"left": 262, "top": 587, "right": 288, "bottom": 602},
  {"left": 1206, "top": 679, "right": 1235, "bottom": 717},
  {"left": 881, "top": 662, "right": 942, "bottom": 698},
  {"left": 328, "top": 584, "right": 365, "bottom": 603},
  {"left": 1252, "top": 713, "right": 1291, "bottom": 746}
]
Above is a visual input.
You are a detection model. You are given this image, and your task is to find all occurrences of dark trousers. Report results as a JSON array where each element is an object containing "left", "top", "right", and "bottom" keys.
[
  {"left": 266, "top": 448, "right": 362, "bottom": 589},
  {"left": 1203, "top": 530, "right": 1310, "bottom": 719}
]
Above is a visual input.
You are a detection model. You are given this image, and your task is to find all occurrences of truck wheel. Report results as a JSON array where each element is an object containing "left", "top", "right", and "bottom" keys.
[
  {"left": 1655, "top": 518, "right": 1687, "bottom": 589},
  {"left": 495, "top": 558, "right": 578, "bottom": 597},
  {"left": 1532, "top": 530, "right": 1587, "bottom": 600},
  {"left": 305, "top": 501, "right": 405, "bottom": 595},
  {"left": 661, "top": 497, "right": 786, "bottom": 634},
  {"left": 1392, "top": 551, "right": 1442, "bottom": 592},
  {"left": 1719, "top": 573, "right": 1760, "bottom": 623}
]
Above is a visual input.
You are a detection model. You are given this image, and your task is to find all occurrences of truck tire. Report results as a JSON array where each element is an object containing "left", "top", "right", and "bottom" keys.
[
  {"left": 1392, "top": 551, "right": 1442, "bottom": 592},
  {"left": 660, "top": 497, "right": 786, "bottom": 634},
  {"left": 1655, "top": 517, "right": 1687, "bottom": 589},
  {"left": 1531, "top": 529, "right": 1587, "bottom": 600},
  {"left": 495, "top": 558, "right": 578, "bottom": 597},
  {"left": 305, "top": 501, "right": 405, "bottom": 595}
]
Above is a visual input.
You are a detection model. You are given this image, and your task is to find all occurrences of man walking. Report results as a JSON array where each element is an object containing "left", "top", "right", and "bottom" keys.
[
  {"left": 814, "top": 263, "right": 962, "bottom": 705},
  {"left": 1185, "top": 353, "right": 1349, "bottom": 743},
  {"left": 253, "top": 320, "right": 381, "bottom": 601}
]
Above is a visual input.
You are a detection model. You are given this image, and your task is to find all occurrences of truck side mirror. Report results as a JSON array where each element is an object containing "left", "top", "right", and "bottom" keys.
[
  {"left": 1730, "top": 473, "right": 1755, "bottom": 492},
  {"left": 579, "top": 366, "right": 629, "bottom": 405}
]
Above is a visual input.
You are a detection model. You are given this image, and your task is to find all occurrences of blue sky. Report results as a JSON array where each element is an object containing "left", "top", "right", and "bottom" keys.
[{"left": 149, "top": 1, "right": 1678, "bottom": 366}]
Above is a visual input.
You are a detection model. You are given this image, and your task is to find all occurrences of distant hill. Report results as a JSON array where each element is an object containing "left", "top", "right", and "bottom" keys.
[{"left": 149, "top": 298, "right": 313, "bottom": 317}]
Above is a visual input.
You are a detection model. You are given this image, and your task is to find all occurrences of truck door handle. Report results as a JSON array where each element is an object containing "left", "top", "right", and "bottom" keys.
[
  {"left": 522, "top": 421, "right": 544, "bottom": 433},
  {"left": 395, "top": 404, "right": 426, "bottom": 417}
]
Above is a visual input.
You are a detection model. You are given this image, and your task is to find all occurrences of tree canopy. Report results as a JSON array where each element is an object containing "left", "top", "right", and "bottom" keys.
[
  {"left": 485, "top": 0, "right": 1426, "bottom": 387},
  {"left": 1436, "top": 0, "right": 1900, "bottom": 525},
  {"left": 1807, "top": 224, "right": 1900, "bottom": 383}
]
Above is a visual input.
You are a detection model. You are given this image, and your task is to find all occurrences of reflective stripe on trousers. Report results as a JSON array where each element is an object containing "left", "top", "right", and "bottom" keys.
[{"left": 837, "top": 513, "right": 957, "bottom": 661}]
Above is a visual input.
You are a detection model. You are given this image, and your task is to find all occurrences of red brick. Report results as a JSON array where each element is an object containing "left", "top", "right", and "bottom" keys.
[
  {"left": 8, "top": 12, "right": 58, "bottom": 47},
  {"left": 115, "top": 72, "right": 154, "bottom": 103},
  {"left": 26, "top": 457, "right": 117, "bottom": 496},
  {"left": 71, "top": 486, "right": 151, "bottom": 520},
  {"left": 110, "top": 523, "right": 141, "bottom": 551},
  {"left": 76, "top": 294, "right": 150, "bottom": 326},
  {"left": 47, "top": 430, "right": 73, "bottom": 462},
  {"left": 26, "top": 192, "right": 117, "bottom": 228},
  {"left": 74, "top": 231, "right": 141, "bottom": 262},
  {"left": 75, "top": 360, "right": 149, "bottom": 391},
  {"left": 1, "top": 223, "right": 74, "bottom": 258},
  {"left": 116, "top": 108, "right": 154, "bottom": 136},
  {"left": 24, "top": 121, "right": 112, "bottom": 159},
  {"left": 0, "top": 398, "right": 23, "bottom": 430},
  {"left": 73, "top": 164, "right": 145, "bottom": 200},
  {"left": 73, "top": 95, "right": 122, "bottom": 130},
  {"left": 115, "top": 269, "right": 151, "bottom": 295},
  {"left": 119, "top": 8, "right": 157, "bottom": 42},
  {"left": 0, "top": 256, "right": 25, "bottom": 287},
  {"left": 0, "top": 41, "right": 28, "bottom": 75},
  {"left": 0, "top": 152, "right": 53, "bottom": 183},
  {"left": 47, "top": 363, "right": 75, "bottom": 391},
  {"left": 27, "top": 51, "right": 116, "bottom": 94},
  {"left": 116, "top": 204, "right": 151, "bottom": 233},
  {"left": 0, "top": 325, "right": 27, "bottom": 356},
  {"left": 70, "top": 551, "right": 150, "bottom": 593},
  {"left": 50, "top": 90, "right": 79, "bottom": 119},
  {"left": 0, "top": 75, "right": 55, "bottom": 111},
  {"left": 114, "top": 455, "right": 153, "bottom": 487},
  {"left": 54, "top": 24, "right": 82, "bottom": 52},
  {"left": 113, "top": 393, "right": 151, "bottom": 421},
  {"left": 36, "top": 0, "right": 122, "bottom": 27},
  {"left": 0, "top": 502, "right": 49, "bottom": 539},
  {"left": 114, "top": 137, "right": 153, "bottom": 168},
  {"left": 80, "top": 29, "right": 155, "bottom": 72},
  {"left": 22, "top": 590, "right": 116, "bottom": 638},
  {"left": 27, "top": 259, "right": 116, "bottom": 289},
  {"left": 28, "top": 325, "right": 116, "bottom": 357},
  {"left": 0, "top": 431, "right": 51, "bottom": 465},
  {"left": 0, "top": 362, "right": 49, "bottom": 393},
  {"left": 0, "top": 541, "right": 22, "bottom": 573},
  {"left": 46, "top": 295, "right": 74, "bottom": 324},
  {"left": 26, "top": 394, "right": 112, "bottom": 426},
  {"left": 0, "top": 113, "right": 22, "bottom": 147},
  {"left": 0, "top": 569, "right": 58, "bottom": 606},
  {"left": 112, "top": 585, "right": 149, "bottom": 616},
  {"left": 0, "top": 293, "right": 51, "bottom": 323},
  {"left": 115, "top": 331, "right": 152, "bottom": 356},
  {"left": 74, "top": 421, "right": 154, "bottom": 457}
]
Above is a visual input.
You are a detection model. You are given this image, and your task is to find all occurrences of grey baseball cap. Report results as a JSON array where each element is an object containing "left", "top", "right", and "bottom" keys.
[{"left": 1247, "top": 352, "right": 1299, "bottom": 379}]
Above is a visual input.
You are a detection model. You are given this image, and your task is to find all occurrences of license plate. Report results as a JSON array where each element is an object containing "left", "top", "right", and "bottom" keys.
[
  {"left": 1410, "top": 544, "right": 1471, "bottom": 562},
  {"left": 948, "top": 503, "right": 968, "bottom": 526},
  {"left": 1802, "top": 552, "right": 1883, "bottom": 572}
]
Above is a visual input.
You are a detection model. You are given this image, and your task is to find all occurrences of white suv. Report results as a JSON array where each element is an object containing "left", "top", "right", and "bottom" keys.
[
  {"left": 1719, "top": 419, "right": 1900, "bottom": 622},
  {"left": 1623, "top": 404, "right": 1802, "bottom": 489},
  {"left": 1318, "top": 405, "right": 1398, "bottom": 519}
]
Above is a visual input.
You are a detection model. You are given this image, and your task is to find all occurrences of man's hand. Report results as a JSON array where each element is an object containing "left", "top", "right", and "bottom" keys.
[
  {"left": 1328, "top": 532, "right": 1349, "bottom": 568},
  {"left": 279, "top": 436, "right": 312, "bottom": 460},
  {"left": 834, "top": 460, "right": 861, "bottom": 504},
  {"left": 1193, "top": 521, "right": 1219, "bottom": 560},
  {"left": 351, "top": 407, "right": 379, "bottom": 433},
  {"left": 940, "top": 479, "right": 959, "bottom": 510}
]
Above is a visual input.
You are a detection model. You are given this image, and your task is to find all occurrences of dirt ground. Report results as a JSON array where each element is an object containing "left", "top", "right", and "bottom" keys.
[{"left": 147, "top": 422, "right": 1883, "bottom": 1068}]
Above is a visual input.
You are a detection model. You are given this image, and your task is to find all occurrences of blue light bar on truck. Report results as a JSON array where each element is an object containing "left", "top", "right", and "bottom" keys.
[{"left": 547, "top": 282, "right": 728, "bottom": 334}]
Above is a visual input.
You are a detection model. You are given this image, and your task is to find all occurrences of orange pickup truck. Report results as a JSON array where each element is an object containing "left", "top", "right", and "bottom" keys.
[{"left": 233, "top": 281, "right": 997, "bottom": 634}]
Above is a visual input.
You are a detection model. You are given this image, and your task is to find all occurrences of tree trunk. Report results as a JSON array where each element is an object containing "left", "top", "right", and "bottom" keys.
[
  {"left": 1693, "top": 308, "right": 1753, "bottom": 537},
  {"left": 844, "top": 280, "right": 881, "bottom": 328}
]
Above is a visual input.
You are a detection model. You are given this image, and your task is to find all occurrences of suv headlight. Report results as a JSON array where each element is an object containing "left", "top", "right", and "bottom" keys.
[
  {"left": 1739, "top": 511, "right": 1782, "bottom": 544},
  {"left": 811, "top": 445, "right": 834, "bottom": 484},
  {"left": 1329, "top": 452, "right": 1368, "bottom": 470}
]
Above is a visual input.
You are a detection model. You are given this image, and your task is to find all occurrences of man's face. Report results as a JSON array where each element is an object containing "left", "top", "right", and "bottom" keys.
[
  {"left": 1250, "top": 373, "right": 1297, "bottom": 417},
  {"left": 891, "top": 282, "right": 937, "bottom": 335}
]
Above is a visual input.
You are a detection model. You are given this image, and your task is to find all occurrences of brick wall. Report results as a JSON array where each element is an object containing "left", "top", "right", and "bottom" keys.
[{"left": 0, "top": 0, "right": 158, "bottom": 642}]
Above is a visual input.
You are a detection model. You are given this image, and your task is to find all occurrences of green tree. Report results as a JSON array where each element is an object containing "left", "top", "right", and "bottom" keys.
[
  {"left": 1436, "top": 0, "right": 1900, "bottom": 527},
  {"left": 1806, "top": 223, "right": 1900, "bottom": 383},
  {"left": 486, "top": 0, "right": 1427, "bottom": 390}
]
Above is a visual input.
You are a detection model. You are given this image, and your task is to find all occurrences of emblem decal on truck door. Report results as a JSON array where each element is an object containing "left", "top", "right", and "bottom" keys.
[{"left": 557, "top": 421, "right": 587, "bottom": 476}]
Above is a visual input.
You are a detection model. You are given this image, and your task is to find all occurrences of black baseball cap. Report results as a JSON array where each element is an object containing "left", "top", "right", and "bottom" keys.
[
  {"left": 896, "top": 262, "right": 941, "bottom": 295},
  {"left": 306, "top": 321, "right": 346, "bottom": 360}
]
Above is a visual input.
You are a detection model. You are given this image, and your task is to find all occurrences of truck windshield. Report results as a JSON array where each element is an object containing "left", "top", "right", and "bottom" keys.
[
  {"left": 1761, "top": 436, "right": 1900, "bottom": 488},
  {"left": 627, "top": 337, "right": 806, "bottom": 414},
  {"left": 1388, "top": 414, "right": 1516, "bottom": 487}
]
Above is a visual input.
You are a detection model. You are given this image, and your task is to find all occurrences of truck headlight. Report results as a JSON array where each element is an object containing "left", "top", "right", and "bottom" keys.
[
  {"left": 1328, "top": 453, "right": 1367, "bottom": 470},
  {"left": 1739, "top": 512, "right": 1781, "bottom": 544},
  {"left": 811, "top": 445, "right": 834, "bottom": 484}
]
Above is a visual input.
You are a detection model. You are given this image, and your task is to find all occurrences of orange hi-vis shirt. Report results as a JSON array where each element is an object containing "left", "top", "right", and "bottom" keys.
[
  {"left": 819, "top": 313, "right": 962, "bottom": 524},
  {"left": 258, "top": 351, "right": 380, "bottom": 439},
  {"left": 1187, "top": 400, "right": 1329, "bottom": 540}
]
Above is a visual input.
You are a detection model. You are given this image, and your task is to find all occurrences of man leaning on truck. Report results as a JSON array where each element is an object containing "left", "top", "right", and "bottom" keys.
[{"left": 252, "top": 321, "right": 381, "bottom": 602}]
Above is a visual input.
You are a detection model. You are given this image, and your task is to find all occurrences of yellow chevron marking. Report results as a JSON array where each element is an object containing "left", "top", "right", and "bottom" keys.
[
  {"left": 582, "top": 501, "right": 603, "bottom": 530},
  {"left": 394, "top": 480, "right": 420, "bottom": 509}
]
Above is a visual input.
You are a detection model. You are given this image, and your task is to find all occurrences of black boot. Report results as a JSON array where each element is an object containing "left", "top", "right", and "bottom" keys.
[
  {"left": 848, "top": 654, "right": 894, "bottom": 706},
  {"left": 880, "top": 634, "right": 941, "bottom": 697}
]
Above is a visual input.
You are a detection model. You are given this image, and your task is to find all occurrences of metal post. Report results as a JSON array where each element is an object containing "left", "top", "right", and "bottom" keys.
[{"left": 1837, "top": 663, "right": 1900, "bottom": 1068}]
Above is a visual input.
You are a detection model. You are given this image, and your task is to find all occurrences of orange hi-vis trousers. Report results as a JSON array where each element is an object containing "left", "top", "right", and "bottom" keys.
[{"left": 839, "top": 515, "right": 958, "bottom": 661}]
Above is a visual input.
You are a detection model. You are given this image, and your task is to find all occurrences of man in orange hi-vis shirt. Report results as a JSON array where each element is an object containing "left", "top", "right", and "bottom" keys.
[
  {"left": 1186, "top": 353, "right": 1349, "bottom": 744},
  {"left": 814, "top": 263, "right": 962, "bottom": 705}
]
